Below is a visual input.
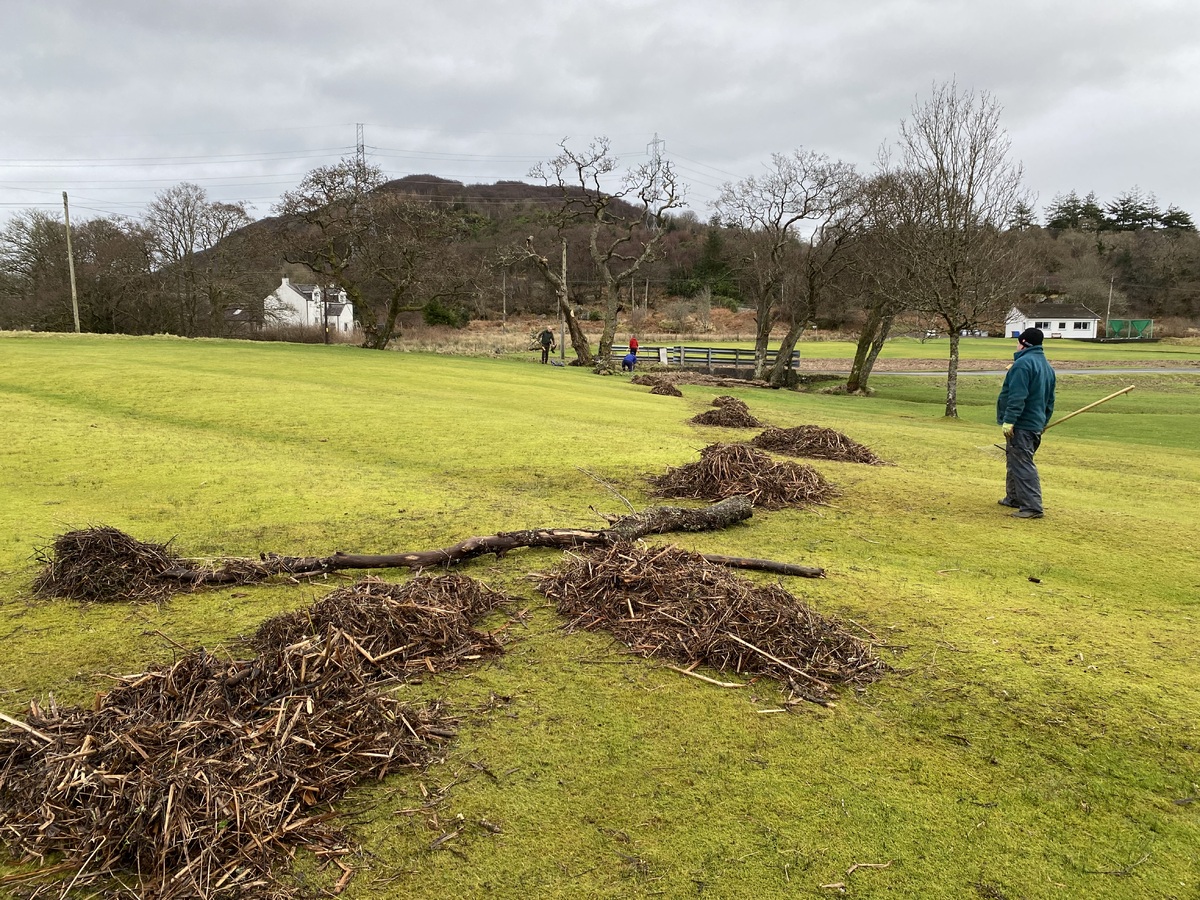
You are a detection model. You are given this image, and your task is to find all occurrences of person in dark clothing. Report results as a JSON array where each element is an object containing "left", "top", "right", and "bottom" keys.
[
  {"left": 537, "top": 325, "right": 556, "bottom": 364},
  {"left": 996, "top": 327, "right": 1056, "bottom": 518},
  {"left": 621, "top": 352, "right": 637, "bottom": 372}
]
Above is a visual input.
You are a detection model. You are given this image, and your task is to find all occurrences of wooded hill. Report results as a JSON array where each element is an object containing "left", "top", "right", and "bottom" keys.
[{"left": 2, "top": 172, "right": 1198, "bottom": 339}]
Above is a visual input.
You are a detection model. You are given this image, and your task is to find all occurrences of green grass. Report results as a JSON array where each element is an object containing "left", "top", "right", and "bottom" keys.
[{"left": 1, "top": 332, "right": 1198, "bottom": 899}]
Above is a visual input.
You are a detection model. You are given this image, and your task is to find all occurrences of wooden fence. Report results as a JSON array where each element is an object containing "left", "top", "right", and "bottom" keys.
[{"left": 617, "top": 345, "right": 800, "bottom": 374}]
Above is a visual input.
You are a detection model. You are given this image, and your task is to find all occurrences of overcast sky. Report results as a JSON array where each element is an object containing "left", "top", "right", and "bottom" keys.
[{"left": 4, "top": 0, "right": 1199, "bottom": 228}]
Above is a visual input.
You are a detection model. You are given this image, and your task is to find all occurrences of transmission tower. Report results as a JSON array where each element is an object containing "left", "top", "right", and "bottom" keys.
[
  {"left": 356, "top": 123, "right": 365, "bottom": 169},
  {"left": 646, "top": 132, "right": 665, "bottom": 230}
]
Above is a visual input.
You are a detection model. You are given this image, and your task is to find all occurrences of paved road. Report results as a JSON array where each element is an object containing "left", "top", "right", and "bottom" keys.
[{"left": 810, "top": 368, "right": 1200, "bottom": 377}]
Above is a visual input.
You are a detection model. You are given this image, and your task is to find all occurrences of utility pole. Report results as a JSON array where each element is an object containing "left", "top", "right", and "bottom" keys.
[
  {"left": 559, "top": 240, "right": 568, "bottom": 361},
  {"left": 323, "top": 286, "right": 330, "bottom": 345},
  {"left": 1105, "top": 276, "right": 1115, "bottom": 338},
  {"left": 61, "top": 192, "right": 81, "bottom": 333}
]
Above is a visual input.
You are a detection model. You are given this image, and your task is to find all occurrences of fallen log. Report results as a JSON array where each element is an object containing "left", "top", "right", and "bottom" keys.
[
  {"left": 699, "top": 554, "right": 825, "bottom": 578},
  {"left": 36, "top": 497, "right": 826, "bottom": 604},
  {"left": 162, "top": 496, "right": 766, "bottom": 586}
]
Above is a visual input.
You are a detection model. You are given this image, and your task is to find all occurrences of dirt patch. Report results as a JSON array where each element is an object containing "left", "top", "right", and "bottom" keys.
[{"left": 800, "top": 357, "right": 1200, "bottom": 372}]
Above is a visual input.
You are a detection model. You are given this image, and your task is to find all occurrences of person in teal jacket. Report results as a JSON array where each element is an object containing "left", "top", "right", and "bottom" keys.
[{"left": 996, "top": 327, "right": 1056, "bottom": 518}]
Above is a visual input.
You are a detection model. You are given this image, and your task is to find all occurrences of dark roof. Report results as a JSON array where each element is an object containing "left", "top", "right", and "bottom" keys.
[
  {"left": 325, "top": 302, "right": 348, "bottom": 315},
  {"left": 1014, "top": 302, "right": 1099, "bottom": 319}
]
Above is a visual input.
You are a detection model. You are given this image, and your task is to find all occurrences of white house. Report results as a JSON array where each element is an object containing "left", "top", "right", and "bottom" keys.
[
  {"left": 264, "top": 277, "right": 356, "bottom": 334},
  {"left": 1004, "top": 302, "right": 1100, "bottom": 340}
]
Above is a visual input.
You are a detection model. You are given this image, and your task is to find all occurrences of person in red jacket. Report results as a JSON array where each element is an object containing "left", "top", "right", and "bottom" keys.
[{"left": 629, "top": 335, "right": 639, "bottom": 354}]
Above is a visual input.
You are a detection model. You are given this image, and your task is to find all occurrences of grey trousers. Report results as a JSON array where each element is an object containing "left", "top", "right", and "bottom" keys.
[{"left": 1004, "top": 427, "right": 1044, "bottom": 514}]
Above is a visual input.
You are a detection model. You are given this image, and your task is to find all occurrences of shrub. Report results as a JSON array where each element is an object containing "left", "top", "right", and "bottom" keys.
[{"left": 422, "top": 299, "right": 470, "bottom": 329}]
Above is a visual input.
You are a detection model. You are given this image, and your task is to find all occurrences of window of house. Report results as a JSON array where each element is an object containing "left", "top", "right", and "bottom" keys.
[
  {"left": 1073, "top": 321, "right": 1089, "bottom": 330},
  {"left": 1035, "top": 321, "right": 1050, "bottom": 329}
]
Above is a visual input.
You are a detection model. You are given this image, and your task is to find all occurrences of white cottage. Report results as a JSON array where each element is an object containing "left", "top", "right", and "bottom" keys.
[
  {"left": 264, "top": 277, "right": 356, "bottom": 334},
  {"left": 1004, "top": 302, "right": 1100, "bottom": 340}
]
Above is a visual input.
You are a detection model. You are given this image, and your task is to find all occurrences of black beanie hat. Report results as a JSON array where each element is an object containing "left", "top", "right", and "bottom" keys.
[{"left": 1018, "top": 327, "right": 1044, "bottom": 346}]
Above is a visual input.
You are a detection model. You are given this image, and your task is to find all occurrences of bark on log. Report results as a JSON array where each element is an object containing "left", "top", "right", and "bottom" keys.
[
  {"left": 158, "top": 496, "right": 819, "bottom": 587},
  {"left": 699, "top": 554, "right": 825, "bottom": 578}
]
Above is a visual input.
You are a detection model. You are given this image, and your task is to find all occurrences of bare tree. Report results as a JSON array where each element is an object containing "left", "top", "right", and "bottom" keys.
[
  {"left": 765, "top": 169, "right": 866, "bottom": 387},
  {"left": 841, "top": 174, "right": 918, "bottom": 395},
  {"left": 275, "top": 160, "right": 466, "bottom": 349},
  {"left": 145, "top": 183, "right": 252, "bottom": 336},
  {"left": 715, "top": 150, "right": 856, "bottom": 380},
  {"left": 498, "top": 238, "right": 594, "bottom": 364},
  {"left": 878, "top": 82, "right": 1033, "bottom": 416},
  {"left": 528, "top": 137, "right": 684, "bottom": 371}
]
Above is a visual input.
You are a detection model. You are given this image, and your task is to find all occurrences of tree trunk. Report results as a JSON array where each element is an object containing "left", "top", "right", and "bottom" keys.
[
  {"left": 559, "top": 296, "right": 593, "bottom": 365},
  {"left": 846, "top": 306, "right": 894, "bottom": 394},
  {"left": 752, "top": 295, "right": 773, "bottom": 380},
  {"left": 944, "top": 329, "right": 961, "bottom": 417},
  {"left": 594, "top": 279, "right": 620, "bottom": 372},
  {"left": 555, "top": 240, "right": 593, "bottom": 365},
  {"left": 766, "top": 317, "right": 804, "bottom": 387}
]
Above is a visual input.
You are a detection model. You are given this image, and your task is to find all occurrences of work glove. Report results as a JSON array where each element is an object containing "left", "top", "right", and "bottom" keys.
[{"left": 1001, "top": 423, "right": 1014, "bottom": 437}]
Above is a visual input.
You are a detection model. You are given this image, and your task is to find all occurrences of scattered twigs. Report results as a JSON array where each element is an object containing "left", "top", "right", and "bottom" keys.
[
  {"left": 537, "top": 543, "right": 886, "bottom": 705},
  {"left": 1083, "top": 851, "right": 1152, "bottom": 877},
  {"left": 576, "top": 467, "right": 636, "bottom": 513},
  {"left": 724, "top": 633, "right": 830, "bottom": 688},
  {"left": 665, "top": 665, "right": 747, "bottom": 688}
]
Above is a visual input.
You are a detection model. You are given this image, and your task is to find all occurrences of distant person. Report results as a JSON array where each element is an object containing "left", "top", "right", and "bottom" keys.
[
  {"left": 997, "top": 327, "right": 1056, "bottom": 519},
  {"left": 629, "top": 335, "right": 639, "bottom": 354},
  {"left": 621, "top": 351, "right": 637, "bottom": 372},
  {"left": 537, "top": 325, "right": 556, "bottom": 364}
]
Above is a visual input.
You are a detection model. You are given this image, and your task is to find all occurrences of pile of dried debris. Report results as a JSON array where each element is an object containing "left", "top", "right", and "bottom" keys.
[
  {"left": 0, "top": 574, "right": 510, "bottom": 899},
  {"left": 649, "top": 443, "right": 836, "bottom": 509},
  {"left": 31, "top": 526, "right": 182, "bottom": 603},
  {"left": 648, "top": 381, "right": 684, "bottom": 397},
  {"left": 751, "top": 425, "right": 887, "bottom": 465},
  {"left": 537, "top": 543, "right": 885, "bottom": 705},
  {"left": 689, "top": 395, "right": 764, "bottom": 428}
]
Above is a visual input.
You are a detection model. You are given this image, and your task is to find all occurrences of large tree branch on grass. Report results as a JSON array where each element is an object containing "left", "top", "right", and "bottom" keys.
[{"left": 162, "top": 497, "right": 823, "bottom": 587}]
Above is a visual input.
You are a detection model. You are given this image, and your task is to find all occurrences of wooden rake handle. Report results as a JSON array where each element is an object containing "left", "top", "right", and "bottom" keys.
[{"left": 1044, "top": 385, "right": 1135, "bottom": 432}]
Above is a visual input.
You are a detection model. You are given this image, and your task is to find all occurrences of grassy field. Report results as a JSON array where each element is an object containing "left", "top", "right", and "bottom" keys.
[{"left": 1, "top": 332, "right": 1197, "bottom": 899}]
